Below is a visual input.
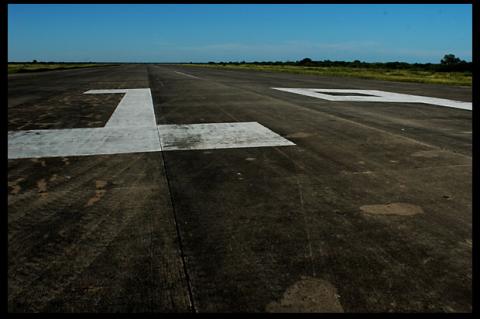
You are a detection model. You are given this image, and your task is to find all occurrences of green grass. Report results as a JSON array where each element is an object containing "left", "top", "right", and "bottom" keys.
[
  {"left": 8, "top": 63, "right": 117, "bottom": 74},
  {"left": 182, "top": 64, "right": 471, "bottom": 86}
]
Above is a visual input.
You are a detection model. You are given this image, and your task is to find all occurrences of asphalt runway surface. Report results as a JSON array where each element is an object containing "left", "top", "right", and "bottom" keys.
[{"left": 8, "top": 64, "right": 472, "bottom": 312}]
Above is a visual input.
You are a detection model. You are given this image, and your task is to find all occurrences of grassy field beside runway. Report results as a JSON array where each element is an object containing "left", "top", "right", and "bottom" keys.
[
  {"left": 182, "top": 64, "right": 471, "bottom": 86},
  {"left": 8, "top": 63, "right": 117, "bottom": 74}
]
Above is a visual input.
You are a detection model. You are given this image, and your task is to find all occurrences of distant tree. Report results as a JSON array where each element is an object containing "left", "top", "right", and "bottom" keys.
[
  {"left": 352, "top": 60, "right": 362, "bottom": 68},
  {"left": 32, "top": 59, "right": 37, "bottom": 63},
  {"left": 441, "top": 54, "right": 462, "bottom": 65},
  {"left": 298, "top": 57, "right": 313, "bottom": 65}
]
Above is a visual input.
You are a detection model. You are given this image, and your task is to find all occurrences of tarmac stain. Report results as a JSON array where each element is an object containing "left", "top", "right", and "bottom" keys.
[
  {"left": 8, "top": 178, "right": 25, "bottom": 195},
  {"left": 30, "top": 158, "right": 47, "bottom": 167},
  {"left": 287, "top": 132, "right": 313, "bottom": 139},
  {"left": 360, "top": 203, "right": 424, "bottom": 216},
  {"left": 96, "top": 180, "right": 108, "bottom": 189},
  {"left": 37, "top": 179, "right": 48, "bottom": 197},
  {"left": 84, "top": 180, "right": 108, "bottom": 207},
  {"left": 461, "top": 239, "right": 472, "bottom": 249},
  {"left": 266, "top": 277, "right": 344, "bottom": 313}
]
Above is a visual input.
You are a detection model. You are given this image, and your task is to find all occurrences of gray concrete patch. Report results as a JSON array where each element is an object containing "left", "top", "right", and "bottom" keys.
[{"left": 266, "top": 277, "right": 344, "bottom": 313}]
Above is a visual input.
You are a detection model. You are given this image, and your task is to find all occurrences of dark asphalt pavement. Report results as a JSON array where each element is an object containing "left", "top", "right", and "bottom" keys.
[{"left": 8, "top": 64, "right": 472, "bottom": 312}]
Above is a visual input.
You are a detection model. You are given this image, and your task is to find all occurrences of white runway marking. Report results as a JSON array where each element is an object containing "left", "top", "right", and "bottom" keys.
[
  {"left": 272, "top": 88, "right": 472, "bottom": 111},
  {"left": 85, "top": 89, "right": 157, "bottom": 128},
  {"left": 8, "top": 88, "right": 294, "bottom": 159},
  {"left": 174, "top": 71, "right": 200, "bottom": 79},
  {"left": 8, "top": 127, "right": 161, "bottom": 158},
  {"left": 158, "top": 122, "right": 295, "bottom": 151}
]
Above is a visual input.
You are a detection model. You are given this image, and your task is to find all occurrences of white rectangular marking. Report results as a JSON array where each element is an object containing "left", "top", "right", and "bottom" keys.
[
  {"left": 86, "top": 88, "right": 157, "bottom": 128},
  {"left": 158, "top": 122, "right": 295, "bottom": 151},
  {"left": 8, "top": 127, "right": 161, "bottom": 159},
  {"left": 272, "top": 88, "right": 472, "bottom": 111}
]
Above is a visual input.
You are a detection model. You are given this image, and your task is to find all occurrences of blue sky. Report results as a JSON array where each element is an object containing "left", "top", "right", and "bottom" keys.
[{"left": 8, "top": 4, "right": 472, "bottom": 63}]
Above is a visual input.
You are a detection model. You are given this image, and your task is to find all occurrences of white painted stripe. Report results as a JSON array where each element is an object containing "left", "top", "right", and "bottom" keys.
[
  {"left": 158, "top": 122, "right": 295, "bottom": 151},
  {"left": 174, "top": 71, "right": 200, "bottom": 79},
  {"left": 86, "top": 88, "right": 157, "bottom": 128},
  {"left": 8, "top": 127, "right": 161, "bottom": 159},
  {"left": 272, "top": 88, "right": 472, "bottom": 111}
]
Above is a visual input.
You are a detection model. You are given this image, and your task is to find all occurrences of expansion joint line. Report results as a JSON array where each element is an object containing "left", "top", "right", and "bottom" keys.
[
  {"left": 149, "top": 69, "right": 197, "bottom": 313},
  {"left": 157, "top": 128, "right": 197, "bottom": 313}
]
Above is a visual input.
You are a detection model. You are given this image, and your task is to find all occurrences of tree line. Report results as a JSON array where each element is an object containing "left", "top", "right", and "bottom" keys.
[{"left": 204, "top": 54, "right": 472, "bottom": 73}]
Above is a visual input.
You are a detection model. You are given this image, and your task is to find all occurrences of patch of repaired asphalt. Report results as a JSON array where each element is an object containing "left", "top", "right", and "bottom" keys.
[
  {"left": 266, "top": 277, "right": 344, "bottom": 313},
  {"left": 360, "top": 202, "right": 424, "bottom": 216},
  {"left": 37, "top": 179, "right": 48, "bottom": 197}
]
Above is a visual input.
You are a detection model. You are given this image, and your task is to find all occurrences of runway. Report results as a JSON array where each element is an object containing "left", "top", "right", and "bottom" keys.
[{"left": 8, "top": 64, "right": 472, "bottom": 312}]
